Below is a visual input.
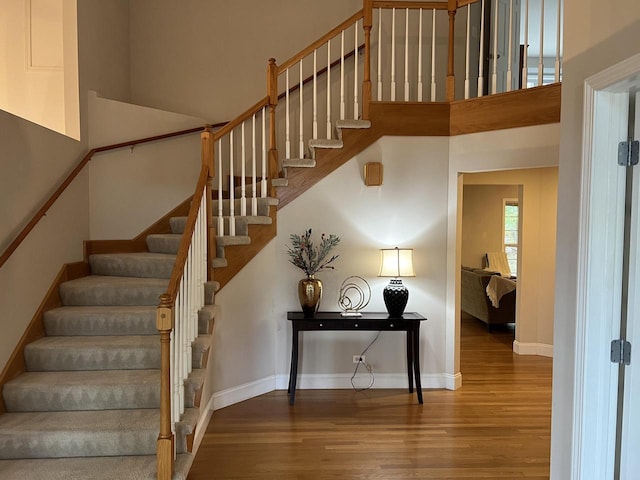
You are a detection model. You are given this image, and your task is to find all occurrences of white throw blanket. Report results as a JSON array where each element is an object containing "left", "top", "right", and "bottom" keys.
[
  {"left": 485, "top": 252, "right": 512, "bottom": 277},
  {"left": 486, "top": 275, "right": 517, "bottom": 308}
]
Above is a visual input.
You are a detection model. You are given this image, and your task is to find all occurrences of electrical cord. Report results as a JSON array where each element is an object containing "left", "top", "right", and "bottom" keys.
[{"left": 350, "top": 331, "right": 382, "bottom": 391}]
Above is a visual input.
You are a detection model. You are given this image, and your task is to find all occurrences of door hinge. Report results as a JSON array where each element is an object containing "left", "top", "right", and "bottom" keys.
[
  {"left": 618, "top": 140, "right": 639, "bottom": 166},
  {"left": 611, "top": 339, "right": 632, "bottom": 366}
]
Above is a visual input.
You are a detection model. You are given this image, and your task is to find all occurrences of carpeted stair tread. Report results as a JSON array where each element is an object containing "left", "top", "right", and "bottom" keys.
[
  {"left": 24, "top": 335, "right": 160, "bottom": 372},
  {"left": 213, "top": 215, "right": 272, "bottom": 236},
  {"left": 44, "top": 306, "right": 157, "bottom": 336},
  {"left": 283, "top": 157, "right": 315, "bottom": 168},
  {"left": 216, "top": 235, "right": 251, "bottom": 258},
  {"left": 0, "top": 453, "right": 193, "bottom": 480},
  {"left": 146, "top": 233, "right": 182, "bottom": 254},
  {"left": 3, "top": 370, "right": 161, "bottom": 412},
  {"left": 271, "top": 177, "right": 289, "bottom": 187},
  {"left": 60, "top": 276, "right": 168, "bottom": 307},
  {"left": 0, "top": 409, "right": 161, "bottom": 459},
  {"left": 89, "top": 253, "right": 176, "bottom": 279},
  {"left": 211, "top": 257, "right": 228, "bottom": 269}
]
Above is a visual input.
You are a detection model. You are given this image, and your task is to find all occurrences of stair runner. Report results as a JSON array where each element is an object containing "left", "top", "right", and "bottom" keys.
[{"left": 0, "top": 216, "right": 217, "bottom": 480}]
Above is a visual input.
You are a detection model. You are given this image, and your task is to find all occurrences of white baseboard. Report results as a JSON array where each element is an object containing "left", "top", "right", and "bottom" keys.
[
  {"left": 275, "top": 372, "right": 461, "bottom": 390},
  {"left": 513, "top": 340, "right": 553, "bottom": 357},
  {"left": 191, "top": 395, "right": 215, "bottom": 455},
  {"left": 211, "top": 376, "right": 276, "bottom": 410}
]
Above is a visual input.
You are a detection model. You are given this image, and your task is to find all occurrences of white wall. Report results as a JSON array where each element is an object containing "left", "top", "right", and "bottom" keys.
[
  {"left": 0, "top": 0, "right": 131, "bottom": 372},
  {"left": 551, "top": 1, "right": 640, "bottom": 478},
  {"left": 461, "top": 184, "right": 519, "bottom": 268},
  {"left": 129, "top": 0, "right": 361, "bottom": 121},
  {"left": 87, "top": 92, "right": 205, "bottom": 239}
]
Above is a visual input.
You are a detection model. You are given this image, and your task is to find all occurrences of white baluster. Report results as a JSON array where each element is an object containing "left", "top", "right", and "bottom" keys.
[
  {"left": 478, "top": 0, "right": 485, "bottom": 97},
  {"left": 555, "top": 0, "right": 562, "bottom": 82},
  {"left": 228, "top": 131, "right": 235, "bottom": 236},
  {"left": 538, "top": 0, "right": 545, "bottom": 85},
  {"left": 240, "top": 123, "right": 246, "bottom": 217},
  {"left": 391, "top": 8, "right": 396, "bottom": 101},
  {"left": 252, "top": 114, "right": 257, "bottom": 215},
  {"left": 354, "top": 20, "right": 359, "bottom": 118},
  {"left": 261, "top": 108, "right": 267, "bottom": 197},
  {"left": 174, "top": 293, "right": 181, "bottom": 421},
  {"left": 377, "top": 8, "right": 382, "bottom": 101},
  {"left": 285, "top": 69, "right": 290, "bottom": 159},
  {"left": 217, "top": 139, "right": 224, "bottom": 236},
  {"left": 326, "top": 39, "right": 332, "bottom": 139},
  {"left": 418, "top": 8, "right": 423, "bottom": 102},
  {"left": 506, "top": 0, "right": 513, "bottom": 91},
  {"left": 340, "top": 30, "right": 345, "bottom": 119},
  {"left": 179, "top": 272, "right": 186, "bottom": 414},
  {"left": 299, "top": 62, "right": 305, "bottom": 157},
  {"left": 431, "top": 9, "right": 436, "bottom": 101},
  {"left": 404, "top": 8, "right": 409, "bottom": 101},
  {"left": 169, "top": 325, "right": 176, "bottom": 426},
  {"left": 185, "top": 249, "right": 192, "bottom": 375},
  {"left": 313, "top": 49, "right": 318, "bottom": 139},
  {"left": 492, "top": 0, "right": 499, "bottom": 94},
  {"left": 522, "top": 0, "right": 529, "bottom": 88},
  {"left": 465, "top": 5, "right": 471, "bottom": 99}
]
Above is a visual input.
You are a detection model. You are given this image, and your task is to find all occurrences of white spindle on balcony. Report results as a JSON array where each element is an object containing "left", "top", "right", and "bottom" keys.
[
  {"left": 327, "top": 40, "right": 332, "bottom": 138},
  {"left": 354, "top": 19, "right": 359, "bottom": 118},
  {"left": 391, "top": 8, "right": 396, "bottom": 101},
  {"left": 431, "top": 9, "right": 437, "bottom": 101},
  {"left": 555, "top": 0, "right": 562, "bottom": 82},
  {"left": 377, "top": 8, "right": 382, "bottom": 101},
  {"left": 478, "top": 0, "right": 485, "bottom": 96},
  {"left": 418, "top": 8, "right": 423, "bottom": 102},
  {"left": 538, "top": 0, "right": 545, "bottom": 86},
  {"left": 313, "top": 50, "right": 318, "bottom": 139},
  {"left": 404, "top": 8, "right": 410, "bottom": 101},
  {"left": 491, "top": 0, "right": 499, "bottom": 94},
  {"left": 523, "top": 0, "right": 529, "bottom": 88},
  {"left": 464, "top": 5, "right": 471, "bottom": 99},
  {"left": 506, "top": 0, "right": 514, "bottom": 92}
]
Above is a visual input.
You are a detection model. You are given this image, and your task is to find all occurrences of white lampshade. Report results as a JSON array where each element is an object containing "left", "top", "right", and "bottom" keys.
[{"left": 378, "top": 248, "right": 415, "bottom": 277}]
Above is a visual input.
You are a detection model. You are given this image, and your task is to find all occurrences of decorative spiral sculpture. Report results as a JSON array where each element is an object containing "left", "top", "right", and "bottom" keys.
[{"left": 338, "top": 276, "right": 371, "bottom": 316}]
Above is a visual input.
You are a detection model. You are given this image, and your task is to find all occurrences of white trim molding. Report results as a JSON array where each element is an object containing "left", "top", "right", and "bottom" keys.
[
  {"left": 212, "top": 376, "right": 276, "bottom": 411},
  {"left": 275, "top": 372, "right": 461, "bottom": 391},
  {"left": 571, "top": 52, "right": 640, "bottom": 480},
  {"left": 513, "top": 341, "right": 553, "bottom": 357}
]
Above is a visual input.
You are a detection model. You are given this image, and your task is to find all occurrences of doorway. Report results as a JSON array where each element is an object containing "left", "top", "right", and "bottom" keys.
[{"left": 572, "top": 53, "right": 640, "bottom": 479}]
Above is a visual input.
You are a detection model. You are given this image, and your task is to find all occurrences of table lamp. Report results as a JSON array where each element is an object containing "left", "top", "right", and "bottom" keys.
[{"left": 378, "top": 247, "right": 415, "bottom": 317}]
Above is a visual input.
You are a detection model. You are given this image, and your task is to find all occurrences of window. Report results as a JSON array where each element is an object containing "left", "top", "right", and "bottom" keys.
[{"left": 503, "top": 199, "right": 519, "bottom": 276}]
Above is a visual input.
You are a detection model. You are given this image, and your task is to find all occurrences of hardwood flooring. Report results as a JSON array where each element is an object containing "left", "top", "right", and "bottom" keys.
[{"left": 188, "top": 314, "right": 552, "bottom": 479}]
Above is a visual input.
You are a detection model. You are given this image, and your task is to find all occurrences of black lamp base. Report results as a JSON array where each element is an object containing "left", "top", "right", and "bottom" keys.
[{"left": 383, "top": 279, "right": 409, "bottom": 317}]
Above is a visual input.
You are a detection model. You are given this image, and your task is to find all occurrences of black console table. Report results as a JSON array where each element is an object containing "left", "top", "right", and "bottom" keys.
[{"left": 286, "top": 311, "right": 427, "bottom": 405}]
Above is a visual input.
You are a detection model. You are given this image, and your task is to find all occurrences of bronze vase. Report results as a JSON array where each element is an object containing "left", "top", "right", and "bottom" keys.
[{"left": 298, "top": 275, "right": 323, "bottom": 317}]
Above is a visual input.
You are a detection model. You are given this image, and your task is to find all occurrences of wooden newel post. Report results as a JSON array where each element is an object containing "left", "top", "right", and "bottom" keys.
[
  {"left": 156, "top": 294, "right": 175, "bottom": 480},
  {"left": 362, "top": 0, "right": 373, "bottom": 120},
  {"left": 267, "top": 58, "right": 279, "bottom": 197},
  {"left": 201, "top": 126, "right": 216, "bottom": 281},
  {"left": 446, "top": 0, "right": 457, "bottom": 102}
]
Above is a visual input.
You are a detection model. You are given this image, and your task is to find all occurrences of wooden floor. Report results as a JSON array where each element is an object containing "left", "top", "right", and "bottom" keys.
[{"left": 188, "top": 314, "right": 552, "bottom": 479}]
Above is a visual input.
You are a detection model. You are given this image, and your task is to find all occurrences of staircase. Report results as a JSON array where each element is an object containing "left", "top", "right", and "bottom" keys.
[{"left": 0, "top": 215, "right": 216, "bottom": 480}]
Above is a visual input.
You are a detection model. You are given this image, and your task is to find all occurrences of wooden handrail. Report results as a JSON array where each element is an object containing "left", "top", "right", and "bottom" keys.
[
  {"left": 277, "top": 10, "right": 365, "bottom": 73},
  {"left": 457, "top": 0, "right": 480, "bottom": 7},
  {"left": 165, "top": 164, "right": 210, "bottom": 300},
  {"left": 0, "top": 124, "right": 226, "bottom": 271},
  {"left": 212, "top": 97, "right": 270, "bottom": 141},
  {"left": 372, "top": 1, "right": 449, "bottom": 9}
]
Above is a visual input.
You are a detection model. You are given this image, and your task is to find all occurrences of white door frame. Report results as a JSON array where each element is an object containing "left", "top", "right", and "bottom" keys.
[{"left": 572, "top": 52, "right": 640, "bottom": 480}]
